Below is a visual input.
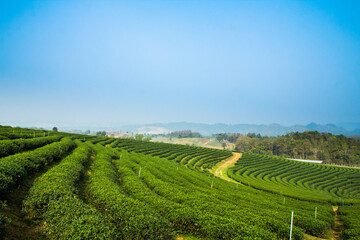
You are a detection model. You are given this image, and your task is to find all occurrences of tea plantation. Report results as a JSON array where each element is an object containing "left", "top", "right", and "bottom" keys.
[{"left": 0, "top": 125, "right": 359, "bottom": 239}]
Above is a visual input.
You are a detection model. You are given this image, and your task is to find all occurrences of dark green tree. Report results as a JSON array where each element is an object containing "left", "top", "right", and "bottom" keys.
[
  {"left": 135, "top": 134, "right": 144, "bottom": 141},
  {"left": 222, "top": 141, "right": 227, "bottom": 150},
  {"left": 96, "top": 131, "right": 107, "bottom": 137}
]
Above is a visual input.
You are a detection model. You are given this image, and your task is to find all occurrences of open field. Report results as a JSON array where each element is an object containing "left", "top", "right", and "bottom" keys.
[
  {"left": 1, "top": 125, "right": 359, "bottom": 239},
  {"left": 151, "top": 136, "right": 235, "bottom": 150}
]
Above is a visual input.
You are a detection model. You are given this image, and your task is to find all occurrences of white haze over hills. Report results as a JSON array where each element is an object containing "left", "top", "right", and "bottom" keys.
[
  {"left": 123, "top": 122, "right": 360, "bottom": 136},
  {"left": 2, "top": 120, "right": 360, "bottom": 137}
]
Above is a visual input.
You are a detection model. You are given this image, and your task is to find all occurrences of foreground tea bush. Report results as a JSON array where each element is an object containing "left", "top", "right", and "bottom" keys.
[
  {"left": 23, "top": 141, "right": 116, "bottom": 239},
  {"left": 339, "top": 204, "right": 360, "bottom": 240},
  {"left": 87, "top": 144, "right": 173, "bottom": 239},
  {"left": 0, "top": 135, "right": 61, "bottom": 158},
  {"left": 0, "top": 137, "right": 75, "bottom": 192},
  {"left": 41, "top": 195, "right": 116, "bottom": 239}
]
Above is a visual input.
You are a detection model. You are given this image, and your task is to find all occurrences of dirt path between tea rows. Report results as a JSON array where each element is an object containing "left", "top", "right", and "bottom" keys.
[
  {"left": 210, "top": 152, "right": 242, "bottom": 184},
  {"left": 330, "top": 206, "right": 344, "bottom": 240}
]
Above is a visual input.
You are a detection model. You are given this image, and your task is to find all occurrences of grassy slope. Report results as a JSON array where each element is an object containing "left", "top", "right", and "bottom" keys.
[{"left": 151, "top": 136, "right": 235, "bottom": 150}]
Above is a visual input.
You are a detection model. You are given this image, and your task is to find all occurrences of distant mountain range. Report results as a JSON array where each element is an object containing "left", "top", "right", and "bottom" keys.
[
  {"left": 3, "top": 120, "right": 360, "bottom": 137},
  {"left": 122, "top": 122, "right": 360, "bottom": 137}
]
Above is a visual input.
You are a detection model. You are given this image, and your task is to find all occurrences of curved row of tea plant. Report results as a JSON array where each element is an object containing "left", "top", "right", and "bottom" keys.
[
  {"left": 0, "top": 126, "right": 358, "bottom": 239},
  {"left": 0, "top": 125, "right": 50, "bottom": 139},
  {"left": 338, "top": 204, "right": 360, "bottom": 240},
  {"left": 86, "top": 143, "right": 172, "bottom": 239},
  {"left": 113, "top": 138, "right": 232, "bottom": 170},
  {"left": 23, "top": 141, "right": 116, "bottom": 239},
  {"left": 0, "top": 125, "right": 101, "bottom": 142},
  {"left": 97, "top": 137, "right": 116, "bottom": 146},
  {"left": 0, "top": 137, "right": 75, "bottom": 192},
  {"left": 227, "top": 152, "right": 360, "bottom": 203},
  {"left": 0, "top": 135, "right": 62, "bottom": 158},
  {"left": 113, "top": 149, "right": 337, "bottom": 239},
  {"left": 115, "top": 151, "right": 279, "bottom": 239}
]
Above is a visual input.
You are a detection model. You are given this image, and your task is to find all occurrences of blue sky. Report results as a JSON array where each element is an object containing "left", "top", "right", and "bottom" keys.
[{"left": 1, "top": 0, "right": 360, "bottom": 127}]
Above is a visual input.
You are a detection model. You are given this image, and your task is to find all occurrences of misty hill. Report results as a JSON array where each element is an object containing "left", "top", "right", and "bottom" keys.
[{"left": 124, "top": 122, "right": 360, "bottom": 137}]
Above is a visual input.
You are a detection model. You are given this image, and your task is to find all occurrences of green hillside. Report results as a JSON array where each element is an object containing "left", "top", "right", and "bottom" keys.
[
  {"left": 229, "top": 131, "right": 360, "bottom": 166},
  {"left": 0, "top": 125, "right": 359, "bottom": 239},
  {"left": 227, "top": 152, "right": 360, "bottom": 203}
]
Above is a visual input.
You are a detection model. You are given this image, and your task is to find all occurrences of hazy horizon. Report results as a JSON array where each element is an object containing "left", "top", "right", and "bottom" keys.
[
  {"left": 1, "top": 1, "right": 360, "bottom": 126},
  {"left": 2, "top": 119, "right": 360, "bottom": 132}
]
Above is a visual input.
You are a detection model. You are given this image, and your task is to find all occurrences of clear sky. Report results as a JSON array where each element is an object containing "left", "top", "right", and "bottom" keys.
[{"left": 1, "top": 0, "right": 360, "bottom": 127}]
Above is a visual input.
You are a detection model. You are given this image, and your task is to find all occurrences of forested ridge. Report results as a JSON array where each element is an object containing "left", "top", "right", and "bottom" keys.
[{"left": 216, "top": 131, "right": 360, "bottom": 166}]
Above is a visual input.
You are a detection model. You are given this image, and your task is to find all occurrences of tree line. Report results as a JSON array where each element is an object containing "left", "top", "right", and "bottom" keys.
[
  {"left": 215, "top": 131, "right": 360, "bottom": 166},
  {"left": 167, "top": 130, "right": 202, "bottom": 138}
]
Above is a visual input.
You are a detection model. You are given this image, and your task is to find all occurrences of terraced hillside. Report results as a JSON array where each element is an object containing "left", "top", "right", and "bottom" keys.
[
  {"left": 227, "top": 152, "right": 360, "bottom": 203},
  {"left": 0, "top": 125, "right": 359, "bottom": 239},
  {"left": 112, "top": 138, "right": 233, "bottom": 170}
]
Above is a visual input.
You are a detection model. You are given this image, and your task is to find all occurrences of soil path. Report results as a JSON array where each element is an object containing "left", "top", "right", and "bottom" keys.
[
  {"left": 330, "top": 206, "right": 343, "bottom": 240},
  {"left": 211, "top": 152, "right": 242, "bottom": 183},
  {"left": 306, "top": 206, "right": 343, "bottom": 240},
  {"left": 77, "top": 153, "right": 95, "bottom": 204},
  {"left": 201, "top": 139, "right": 212, "bottom": 147}
]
